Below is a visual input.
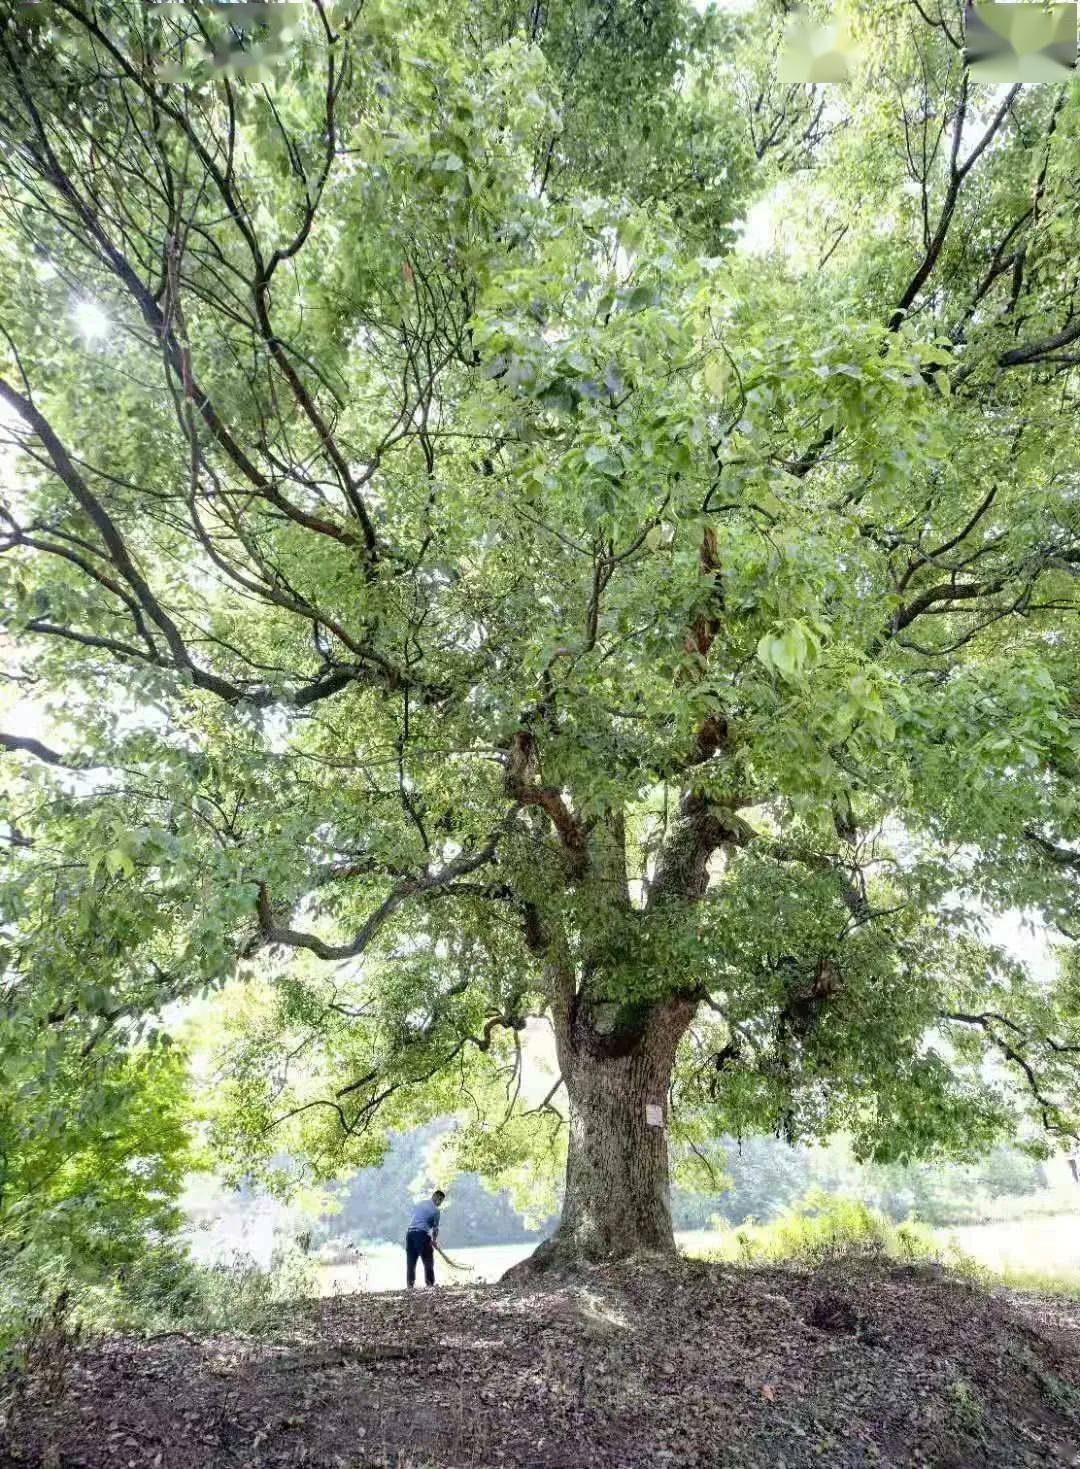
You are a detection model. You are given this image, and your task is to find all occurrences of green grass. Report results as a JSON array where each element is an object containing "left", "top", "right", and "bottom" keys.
[
  {"left": 929, "top": 1182, "right": 1080, "bottom": 1227},
  {"left": 938, "top": 1212, "right": 1080, "bottom": 1294},
  {"left": 988, "top": 1266, "right": 1080, "bottom": 1297},
  {"left": 681, "top": 1192, "right": 1080, "bottom": 1296},
  {"left": 306, "top": 1198, "right": 1080, "bottom": 1299},
  {"left": 686, "top": 1191, "right": 943, "bottom": 1270}
]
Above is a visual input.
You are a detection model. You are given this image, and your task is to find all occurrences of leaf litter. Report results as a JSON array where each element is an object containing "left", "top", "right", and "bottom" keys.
[{"left": 2, "top": 1256, "right": 1079, "bottom": 1468}]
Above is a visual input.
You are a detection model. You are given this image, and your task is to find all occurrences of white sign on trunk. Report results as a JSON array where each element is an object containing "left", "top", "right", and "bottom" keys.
[{"left": 645, "top": 1103, "right": 664, "bottom": 1128}]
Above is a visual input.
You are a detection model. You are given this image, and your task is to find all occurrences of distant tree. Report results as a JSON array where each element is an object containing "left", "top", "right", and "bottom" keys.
[
  {"left": 1, "top": 1, "right": 1079, "bottom": 1274},
  {"left": 975, "top": 1146, "right": 1047, "bottom": 1201},
  {"left": 887, "top": 1148, "right": 1049, "bottom": 1225},
  {"left": 674, "top": 1134, "right": 816, "bottom": 1227},
  {"left": 318, "top": 1120, "right": 549, "bottom": 1245},
  {"left": 674, "top": 1135, "right": 1053, "bottom": 1229}
]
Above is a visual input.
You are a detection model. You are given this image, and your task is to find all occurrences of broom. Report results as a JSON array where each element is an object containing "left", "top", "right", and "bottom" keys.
[{"left": 433, "top": 1241, "right": 475, "bottom": 1273}]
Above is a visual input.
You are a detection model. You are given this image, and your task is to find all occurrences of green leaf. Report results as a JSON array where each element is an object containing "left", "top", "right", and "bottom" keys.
[
  {"left": 625, "top": 284, "right": 655, "bottom": 313},
  {"left": 105, "top": 847, "right": 135, "bottom": 879},
  {"left": 703, "top": 358, "right": 729, "bottom": 396}
]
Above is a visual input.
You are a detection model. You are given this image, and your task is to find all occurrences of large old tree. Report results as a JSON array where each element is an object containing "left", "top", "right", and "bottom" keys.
[{"left": 1, "top": 0, "right": 1079, "bottom": 1267}]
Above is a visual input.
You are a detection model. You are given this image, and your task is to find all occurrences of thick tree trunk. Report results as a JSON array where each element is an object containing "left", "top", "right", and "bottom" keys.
[
  {"left": 512, "top": 996, "right": 695, "bottom": 1274},
  {"left": 558, "top": 1039, "right": 678, "bottom": 1256}
]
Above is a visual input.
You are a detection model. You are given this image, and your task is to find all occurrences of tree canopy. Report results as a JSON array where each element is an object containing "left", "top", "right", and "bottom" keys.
[{"left": 1, "top": 0, "right": 1079, "bottom": 1263}]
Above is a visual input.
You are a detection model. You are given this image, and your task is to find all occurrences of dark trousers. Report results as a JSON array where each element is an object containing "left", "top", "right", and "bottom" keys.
[{"left": 405, "top": 1229, "right": 435, "bottom": 1288}]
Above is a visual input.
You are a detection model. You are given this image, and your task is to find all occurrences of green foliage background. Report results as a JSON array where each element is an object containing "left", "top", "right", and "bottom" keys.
[{"left": 0, "top": 0, "right": 1079, "bottom": 1308}]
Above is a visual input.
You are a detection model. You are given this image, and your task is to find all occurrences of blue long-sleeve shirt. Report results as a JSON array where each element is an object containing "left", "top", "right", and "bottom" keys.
[{"left": 407, "top": 1199, "right": 440, "bottom": 1237}]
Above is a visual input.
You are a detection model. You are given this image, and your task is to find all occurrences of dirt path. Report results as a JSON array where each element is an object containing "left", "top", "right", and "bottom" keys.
[{"left": 3, "top": 1257, "right": 1079, "bottom": 1467}]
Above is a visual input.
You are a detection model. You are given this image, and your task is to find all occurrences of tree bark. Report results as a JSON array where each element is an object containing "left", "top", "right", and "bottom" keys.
[
  {"left": 505, "top": 790, "right": 714, "bottom": 1278},
  {"left": 559, "top": 1032, "right": 682, "bottom": 1256},
  {"left": 510, "top": 996, "right": 696, "bottom": 1274}
]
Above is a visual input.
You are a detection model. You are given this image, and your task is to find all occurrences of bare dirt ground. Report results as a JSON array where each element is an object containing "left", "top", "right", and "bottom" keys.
[{"left": 3, "top": 1256, "right": 1079, "bottom": 1468}]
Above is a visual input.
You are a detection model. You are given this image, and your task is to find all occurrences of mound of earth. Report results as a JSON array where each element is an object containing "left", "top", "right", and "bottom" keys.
[{"left": 3, "top": 1255, "right": 1079, "bottom": 1468}]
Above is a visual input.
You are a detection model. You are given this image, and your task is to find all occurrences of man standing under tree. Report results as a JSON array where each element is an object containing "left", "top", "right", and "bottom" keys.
[{"left": 405, "top": 1190, "right": 445, "bottom": 1289}]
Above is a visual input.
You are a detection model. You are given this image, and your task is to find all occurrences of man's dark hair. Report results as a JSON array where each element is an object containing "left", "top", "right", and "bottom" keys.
[{"left": 433, "top": 1189, "right": 446, "bottom": 1203}]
